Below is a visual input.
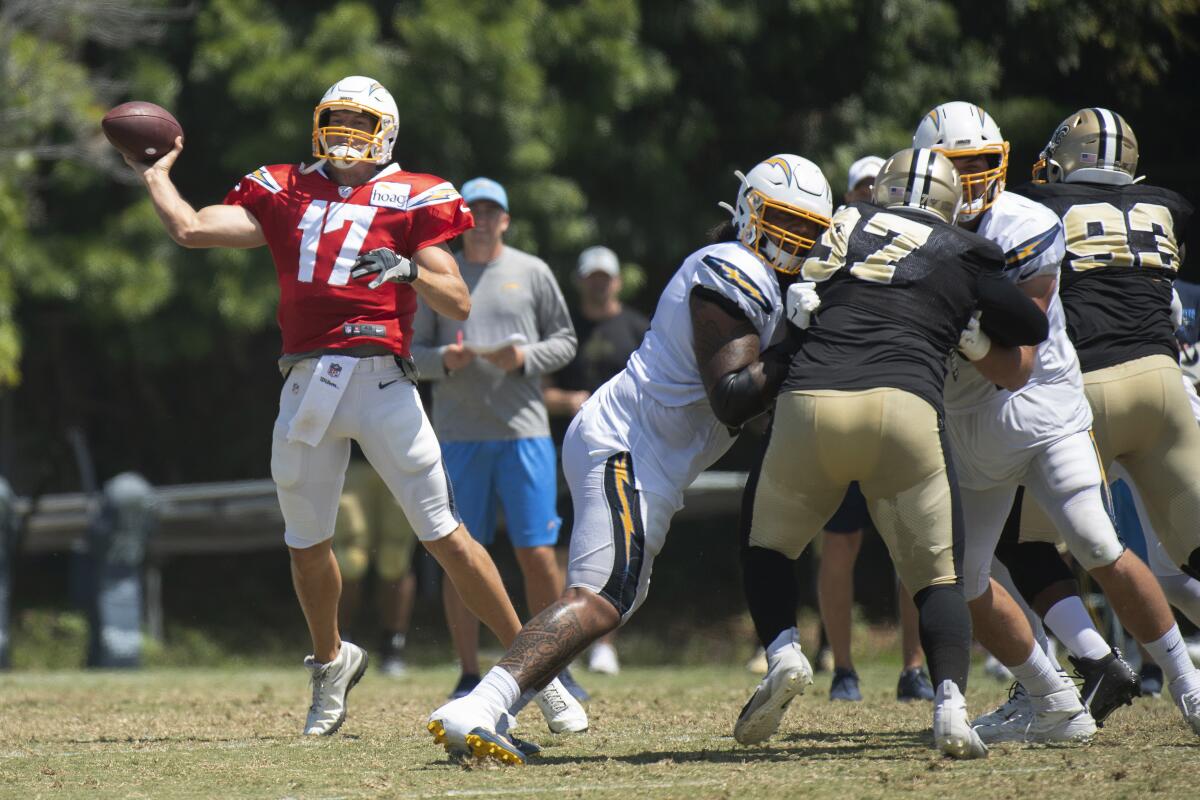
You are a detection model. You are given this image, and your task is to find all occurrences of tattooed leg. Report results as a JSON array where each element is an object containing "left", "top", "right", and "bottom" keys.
[{"left": 498, "top": 587, "right": 620, "bottom": 691}]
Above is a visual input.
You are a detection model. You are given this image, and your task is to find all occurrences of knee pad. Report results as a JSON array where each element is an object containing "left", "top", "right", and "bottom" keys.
[
  {"left": 1055, "top": 490, "right": 1125, "bottom": 570},
  {"left": 270, "top": 437, "right": 304, "bottom": 490}
]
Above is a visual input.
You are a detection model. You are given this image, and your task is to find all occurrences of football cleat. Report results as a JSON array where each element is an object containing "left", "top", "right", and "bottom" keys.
[
  {"left": 303, "top": 641, "right": 368, "bottom": 736},
  {"left": 535, "top": 678, "right": 589, "bottom": 734},
  {"left": 734, "top": 637, "right": 813, "bottom": 744},
  {"left": 1169, "top": 684, "right": 1200, "bottom": 736},
  {"left": 558, "top": 667, "right": 591, "bottom": 703},
  {"left": 427, "top": 695, "right": 497, "bottom": 756},
  {"left": 830, "top": 668, "right": 862, "bottom": 702},
  {"left": 464, "top": 728, "right": 526, "bottom": 766},
  {"left": 933, "top": 680, "right": 987, "bottom": 759},
  {"left": 587, "top": 641, "right": 621, "bottom": 675},
  {"left": 974, "top": 684, "right": 1095, "bottom": 744},
  {"left": 1069, "top": 649, "right": 1140, "bottom": 726},
  {"left": 897, "top": 667, "right": 936, "bottom": 702},
  {"left": 971, "top": 682, "right": 1030, "bottom": 729},
  {"left": 494, "top": 710, "right": 542, "bottom": 758}
]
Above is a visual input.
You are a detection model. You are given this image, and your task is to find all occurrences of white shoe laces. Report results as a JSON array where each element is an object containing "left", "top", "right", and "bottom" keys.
[
  {"left": 541, "top": 683, "right": 568, "bottom": 715},
  {"left": 309, "top": 665, "right": 329, "bottom": 715}
]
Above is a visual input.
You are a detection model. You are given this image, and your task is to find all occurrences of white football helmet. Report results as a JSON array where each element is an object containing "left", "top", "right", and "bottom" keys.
[
  {"left": 311, "top": 76, "right": 399, "bottom": 169},
  {"left": 912, "top": 102, "right": 1009, "bottom": 223},
  {"left": 720, "top": 154, "right": 833, "bottom": 275}
]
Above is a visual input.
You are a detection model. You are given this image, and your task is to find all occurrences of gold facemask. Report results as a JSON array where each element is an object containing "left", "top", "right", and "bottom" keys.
[
  {"left": 935, "top": 142, "right": 1009, "bottom": 217},
  {"left": 312, "top": 100, "right": 390, "bottom": 164},
  {"left": 745, "top": 189, "right": 832, "bottom": 275}
]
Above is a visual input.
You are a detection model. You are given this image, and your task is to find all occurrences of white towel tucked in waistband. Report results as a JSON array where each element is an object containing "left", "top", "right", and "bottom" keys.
[{"left": 286, "top": 355, "right": 358, "bottom": 446}]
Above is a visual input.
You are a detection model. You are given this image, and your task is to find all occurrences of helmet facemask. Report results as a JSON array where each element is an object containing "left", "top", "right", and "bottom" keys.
[
  {"left": 941, "top": 143, "right": 1008, "bottom": 221},
  {"left": 719, "top": 156, "right": 833, "bottom": 275},
  {"left": 312, "top": 100, "right": 395, "bottom": 169}
]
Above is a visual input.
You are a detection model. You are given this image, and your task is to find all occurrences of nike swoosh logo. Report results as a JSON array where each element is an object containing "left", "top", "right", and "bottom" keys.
[{"left": 378, "top": 379, "right": 399, "bottom": 390}]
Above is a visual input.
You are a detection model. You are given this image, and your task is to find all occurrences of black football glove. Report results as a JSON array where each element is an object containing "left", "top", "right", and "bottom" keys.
[{"left": 350, "top": 248, "right": 419, "bottom": 288}]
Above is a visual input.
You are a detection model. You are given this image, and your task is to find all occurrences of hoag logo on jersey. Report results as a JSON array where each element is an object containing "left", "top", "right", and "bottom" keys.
[{"left": 370, "top": 182, "right": 412, "bottom": 210}]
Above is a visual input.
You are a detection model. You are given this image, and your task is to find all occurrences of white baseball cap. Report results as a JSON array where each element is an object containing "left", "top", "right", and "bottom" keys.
[
  {"left": 577, "top": 246, "right": 620, "bottom": 278},
  {"left": 847, "top": 155, "right": 886, "bottom": 192}
]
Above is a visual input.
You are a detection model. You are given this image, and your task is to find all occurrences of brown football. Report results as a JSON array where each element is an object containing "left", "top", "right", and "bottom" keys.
[{"left": 102, "top": 101, "right": 183, "bottom": 164}]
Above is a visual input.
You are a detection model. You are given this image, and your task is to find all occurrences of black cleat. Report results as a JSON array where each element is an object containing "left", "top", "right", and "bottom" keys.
[{"left": 1069, "top": 648, "right": 1141, "bottom": 726}]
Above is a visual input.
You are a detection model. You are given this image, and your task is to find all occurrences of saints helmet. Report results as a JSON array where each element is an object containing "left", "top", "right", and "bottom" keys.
[
  {"left": 912, "top": 101, "right": 1008, "bottom": 223},
  {"left": 720, "top": 154, "right": 833, "bottom": 275},
  {"left": 312, "top": 76, "right": 399, "bottom": 169},
  {"left": 1032, "top": 108, "right": 1138, "bottom": 186},
  {"left": 873, "top": 148, "right": 963, "bottom": 225}
]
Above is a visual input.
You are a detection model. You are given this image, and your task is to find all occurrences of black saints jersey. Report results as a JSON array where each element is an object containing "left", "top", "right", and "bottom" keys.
[
  {"left": 1012, "top": 181, "right": 1193, "bottom": 373},
  {"left": 782, "top": 202, "right": 1045, "bottom": 413}
]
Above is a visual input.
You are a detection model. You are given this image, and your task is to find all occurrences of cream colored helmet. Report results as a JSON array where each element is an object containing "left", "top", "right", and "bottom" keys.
[
  {"left": 912, "top": 101, "right": 1008, "bottom": 222},
  {"left": 312, "top": 76, "right": 399, "bottom": 169},
  {"left": 719, "top": 154, "right": 833, "bottom": 275},
  {"left": 1033, "top": 108, "right": 1138, "bottom": 186},
  {"left": 872, "top": 148, "right": 963, "bottom": 225}
]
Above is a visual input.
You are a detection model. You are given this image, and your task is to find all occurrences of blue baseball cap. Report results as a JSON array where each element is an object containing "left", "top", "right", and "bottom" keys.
[{"left": 461, "top": 177, "right": 509, "bottom": 212}]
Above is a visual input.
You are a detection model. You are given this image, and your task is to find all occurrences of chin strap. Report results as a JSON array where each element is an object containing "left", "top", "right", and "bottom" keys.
[{"left": 299, "top": 159, "right": 326, "bottom": 175}]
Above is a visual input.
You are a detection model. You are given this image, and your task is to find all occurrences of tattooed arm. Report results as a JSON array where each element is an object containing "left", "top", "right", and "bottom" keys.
[{"left": 690, "top": 287, "right": 784, "bottom": 429}]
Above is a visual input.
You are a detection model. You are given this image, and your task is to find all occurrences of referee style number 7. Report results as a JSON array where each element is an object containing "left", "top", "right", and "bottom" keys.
[{"left": 801, "top": 206, "right": 932, "bottom": 283}]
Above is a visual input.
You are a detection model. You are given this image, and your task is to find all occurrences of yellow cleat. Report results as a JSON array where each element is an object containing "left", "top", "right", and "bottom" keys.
[
  {"left": 465, "top": 729, "right": 526, "bottom": 766},
  {"left": 427, "top": 719, "right": 449, "bottom": 747}
]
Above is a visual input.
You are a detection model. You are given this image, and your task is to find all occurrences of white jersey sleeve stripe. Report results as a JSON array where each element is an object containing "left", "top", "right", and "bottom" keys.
[
  {"left": 246, "top": 166, "right": 283, "bottom": 194},
  {"left": 406, "top": 181, "right": 461, "bottom": 210}
]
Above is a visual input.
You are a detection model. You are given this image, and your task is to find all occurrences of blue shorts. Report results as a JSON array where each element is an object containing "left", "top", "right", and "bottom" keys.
[
  {"left": 441, "top": 437, "right": 562, "bottom": 548},
  {"left": 824, "top": 482, "right": 870, "bottom": 534}
]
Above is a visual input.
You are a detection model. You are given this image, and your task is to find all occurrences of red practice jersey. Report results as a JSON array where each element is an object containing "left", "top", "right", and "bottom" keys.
[{"left": 224, "top": 163, "right": 472, "bottom": 356}]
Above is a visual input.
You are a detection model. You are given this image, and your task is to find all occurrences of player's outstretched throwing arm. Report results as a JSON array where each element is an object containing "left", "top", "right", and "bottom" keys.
[{"left": 127, "top": 137, "right": 266, "bottom": 249}]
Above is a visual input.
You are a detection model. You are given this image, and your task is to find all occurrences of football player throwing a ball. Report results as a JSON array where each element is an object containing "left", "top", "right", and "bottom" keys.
[{"left": 124, "top": 76, "right": 555, "bottom": 738}]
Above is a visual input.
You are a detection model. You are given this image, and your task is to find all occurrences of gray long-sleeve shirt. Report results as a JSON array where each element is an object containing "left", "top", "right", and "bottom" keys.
[{"left": 410, "top": 245, "right": 576, "bottom": 441}]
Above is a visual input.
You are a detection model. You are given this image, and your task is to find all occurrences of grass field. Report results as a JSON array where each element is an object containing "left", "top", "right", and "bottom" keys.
[{"left": 2, "top": 658, "right": 1198, "bottom": 800}]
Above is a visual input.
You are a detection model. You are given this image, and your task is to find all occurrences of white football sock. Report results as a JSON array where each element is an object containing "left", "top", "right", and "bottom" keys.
[
  {"left": 1009, "top": 642, "right": 1067, "bottom": 697},
  {"left": 1143, "top": 626, "right": 1200, "bottom": 694},
  {"left": 475, "top": 666, "right": 521, "bottom": 721},
  {"left": 766, "top": 627, "right": 800, "bottom": 665},
  {"left": 1044, "top": 596, "right": 1111, "bottom": 660}
]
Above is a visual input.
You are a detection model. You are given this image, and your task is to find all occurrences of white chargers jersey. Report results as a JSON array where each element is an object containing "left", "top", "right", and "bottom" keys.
[
  {"left": 571, "top": 241, "right": 782, "bottom": 509},
  {"left": 944, "top": 191, "right": 1093, "bottom": 438}
]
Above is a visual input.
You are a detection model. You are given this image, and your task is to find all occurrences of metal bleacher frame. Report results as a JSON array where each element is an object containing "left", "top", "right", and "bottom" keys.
[{"left": 13, "top": 471, "right": 749, "bottom": 640}]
